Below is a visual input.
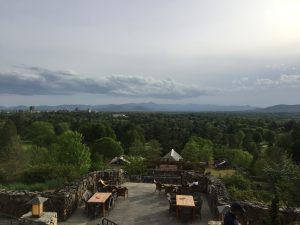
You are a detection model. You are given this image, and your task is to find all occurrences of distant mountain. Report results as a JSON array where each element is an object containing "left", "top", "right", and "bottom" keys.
[
  {"left": 0, "top": 102, "right": 257, "bottom": 112},
  {"left": 3, "top": 103, "right": 300, "bottom": 113},
  {"left": 255, "top": 104, "right": 300, "bottom": 113}
]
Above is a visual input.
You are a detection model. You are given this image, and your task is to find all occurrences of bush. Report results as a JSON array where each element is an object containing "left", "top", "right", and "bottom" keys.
[
  {"left": 124, "top": 156, "right": 147, "bottom": 175},
  {"left": 223, "top": 174, "right": 251, "bottom": 190},
  {"left": 53, "top": 164, "right": 81, "bottom": 181},
  {"left": 21, "top": 164, "right": 55, "bottom": 183},
  {"left": 0, "top": 178, "right": 65, "bottom": 191},
  {"left": 90, "top": 153, "right": 108, "bottom": 171},
  {"left": 182, "top": 161, "right": 205, "bottom": 172},
  {"left": 227, "top": 186, "right": 257, "bottom": 201},
  {"left": 225, "top": 149, "right": 253, "bottom": 169},
  {"left": 0, "top": 167, "right": 6, "bottom": 182}
]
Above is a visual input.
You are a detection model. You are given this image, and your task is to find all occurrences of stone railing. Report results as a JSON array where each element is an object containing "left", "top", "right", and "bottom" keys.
[
  {"left": 1, "top": 168, "right": 299, "bottom": 224},
  {"left": 163, "top": 170, "right": 300, "bottom": 225},
  {"left": 0, "top": 169, "right": 125, "bottom": 222}
]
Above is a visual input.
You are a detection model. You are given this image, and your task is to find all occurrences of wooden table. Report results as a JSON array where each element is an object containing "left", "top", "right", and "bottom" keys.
[
  {"left": 176, "top": 195, "right": 195, "bottom": 221},
  {"left": 88, "top": 192, "right": 112, "bottom": 217},
  {"left": 208, "top": 221, "right": 222, "bottom": 225}
]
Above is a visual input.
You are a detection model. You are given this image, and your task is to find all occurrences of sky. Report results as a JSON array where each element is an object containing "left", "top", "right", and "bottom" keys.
[{"left": 0, "top": 0, "right": 300, "bottom": 107}]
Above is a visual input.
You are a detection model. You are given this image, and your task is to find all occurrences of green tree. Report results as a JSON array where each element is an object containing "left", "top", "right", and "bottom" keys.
[
  {"left": 206, "top": 124, "right": 223, "bottom": 144},
  {"left": 0, "top": 120, "right": 18, "bottom": 157},
  {"left": 267, "top": 191, "right": 281, "bottom": 225},
  {"left": 263, "top": 155, "right": 300, "bottom": 224},
  {"left": 26, "top": 145, "right": 51, "bottom": 165},
  {"left": 291, "top": 124, "right": 300, "bottom": 164},
  {"left": 121, "top": 128, "right": 145, "bottom": 154},
  {"left": 26, "top": 121, "right": 55, "bottom": 147},
  {"left": 144, "top": 139, "right": 162, "bottom": 160},
  {"left": 242, "top": 134, "right": 257, "bottom": 153},
  {"left": 54, "top": 122, "right": 70, "bottom": 135},
  {"left": 53, "top": 131, "right": 91, "bottom": 174},
  {"left": 250, "top": 154, "right": 269, "bottom": 176},
  {"left": 90, "top": 153, "right": 108, "bottom": 171},
  {"left": 143, "top": 139, "right": 162, "bottom": 168},
  {"left": 253, "top": 131, "right": 263, "bottom": 144},
  {"left": 276, "top": 133, "right": 292, "bottom": 149},
  {"left": 79, "top": 123, "right": 116, "bottom": 144},
  {"left": 128, "top": 140, "right": 145, "bottom": 156},
  {"left": 92, "top": 137, "right": 123, "bottom": 159},
  {"left": 263, "top": 130, "right": 275, "bottom": 146},
  {"left": 236, "top": 130, "right": 245, "bottom": 147},
  {"left": 181, "top": 136, "right": 213, "bottom": 163},
  {"left": 124, "top": 156, "right": 147, "bottom": 175},
  {"left": 225, "top": 149, "right": 253, "bottom": 169}
]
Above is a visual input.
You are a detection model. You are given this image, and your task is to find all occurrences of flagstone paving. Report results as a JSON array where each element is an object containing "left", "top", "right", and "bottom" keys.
[{"left": 59, "top": 182, "right": 215, "bottom": 225}]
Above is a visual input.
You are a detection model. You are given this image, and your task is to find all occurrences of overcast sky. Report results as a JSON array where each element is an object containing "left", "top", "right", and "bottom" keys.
[{"left": 0, "top": 0, "right": 300, "bottom": 107}]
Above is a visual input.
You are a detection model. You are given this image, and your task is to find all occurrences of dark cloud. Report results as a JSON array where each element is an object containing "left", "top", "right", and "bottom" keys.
[{"left": 0, "top": 66, "right": 208, "bottom": 99}]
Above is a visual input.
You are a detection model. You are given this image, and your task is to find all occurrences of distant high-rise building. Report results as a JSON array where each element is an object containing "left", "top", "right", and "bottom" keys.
[{"left": 29, "top": 106, "right": 35, "bottom": 112}]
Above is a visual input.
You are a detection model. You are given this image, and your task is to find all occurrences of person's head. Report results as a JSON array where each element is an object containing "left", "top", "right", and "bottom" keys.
[{"left": 230, "top": 202, "right": 245, "bottom": 217}]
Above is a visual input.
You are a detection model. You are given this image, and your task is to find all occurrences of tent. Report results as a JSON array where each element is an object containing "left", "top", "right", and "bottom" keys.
[
  {"left": 110, "top": 156, "right": 130, "bottom": 165},
  {"left": 162, "top": 149, "right": 183, "bottom": 162}
]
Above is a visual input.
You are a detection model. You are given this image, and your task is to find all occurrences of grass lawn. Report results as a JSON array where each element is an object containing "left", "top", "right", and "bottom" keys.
[{"left": 205, "top": 168, "right": 236, "bottom": 178}]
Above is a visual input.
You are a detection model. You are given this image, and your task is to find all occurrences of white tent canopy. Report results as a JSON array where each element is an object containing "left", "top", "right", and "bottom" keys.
[{"left": 162, "top": 149, "right": 183, "bottom": 162}]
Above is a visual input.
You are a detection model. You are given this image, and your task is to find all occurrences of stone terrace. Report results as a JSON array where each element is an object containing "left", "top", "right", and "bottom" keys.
[{"left": 59, "top": 182, "right": 214, "bottom": 225}]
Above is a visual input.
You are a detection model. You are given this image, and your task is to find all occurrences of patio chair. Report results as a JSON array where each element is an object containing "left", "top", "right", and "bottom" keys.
[
  {"left": 154, "top": 180, "right": 165, "bottom": 195},
  {"left": 164, "top": 185, "right": 176, "bottom": 194},
  {"left": 91, "top": 203, "right": 101, "bottom": 219},
  {"left": 190, "top": 184, "right": 201, "bottom": 193},
  {"left": 97, "top": 178, "right": 109, "bottom": 191},
  {"left": 193, "top": 192, "right": 201, "bottom": 202},
  {"left": 179, "top": 186, "right": 191, "bottom": 195},
  {"left": 195, "top": 198, "right": 203, "bottom": 219},
  {"left": 106, "top": 185, "right": 116, "bottom": 192},
  {"left": 168, "top": 199, "right": 176, "bottom": 214},
  {"left": 117, "top": 186, "right": 128, "bottom": 199},
  {"left": 81, "top": 199, "right": 89, "bottom": 216},
  {"left": 99, "top": 218, "right": 119, "bottom": 225},
  {"left": 180, "top": 207, "right": 194, "bottom": 222},
  {"left": 105, "top": 196, "right": 115, "bottom": 215},
  {"left": 112, "top": 190, "right": 118, "bottom": 201}
]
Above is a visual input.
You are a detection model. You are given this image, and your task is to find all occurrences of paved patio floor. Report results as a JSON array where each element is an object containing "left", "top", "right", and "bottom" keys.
[{"left": 59, "top": 182, "right": 215, "bottom": 225}]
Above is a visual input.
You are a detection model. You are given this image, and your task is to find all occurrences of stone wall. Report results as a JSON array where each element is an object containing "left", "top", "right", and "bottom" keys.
[
  {"left": 0, "top": 169, "right": 125, "bottom": 222},
  {"left": 165, "top": 170, "right": 300, "bottom": 225},
  {"left": 20, "top": 212, "right": 57, "bottom": 225},
  {"left": 199, "top": 173, "right": 300, "bottom": 225},
  {"left": 2, "top": 168, "right": 299, "bottom": 224}
]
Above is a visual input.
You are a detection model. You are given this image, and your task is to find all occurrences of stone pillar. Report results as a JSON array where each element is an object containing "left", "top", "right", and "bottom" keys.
[{"left": 19, "top": 212, "right": 57, "bottom": 225}]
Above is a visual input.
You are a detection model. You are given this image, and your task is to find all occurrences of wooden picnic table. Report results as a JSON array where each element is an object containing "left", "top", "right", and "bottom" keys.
[
  {"left": 88, "top": 192, "right": 112, "bottom": 217},
  {"left": 176, "top": 195, "right": 195, "bottom": 221}
]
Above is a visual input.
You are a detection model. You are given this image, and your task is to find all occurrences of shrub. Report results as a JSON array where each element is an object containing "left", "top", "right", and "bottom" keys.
[
  {"left": 53, "top": 164, "right": 81, "bottom": 181},
  {"left": 223, "top": 174, "right": 251, "bottom": 190},
  {"left": 90, "top": 153, "right": 108, "bottom": 171},
  {"left": 227, "top": 186, "right": 257, "bottom": 201},
  {"left": 124, "top": 156, "right": 147, "bottom": 175},
  {"left": 21, "top": 164, "right": 55, "bottom": 183}
]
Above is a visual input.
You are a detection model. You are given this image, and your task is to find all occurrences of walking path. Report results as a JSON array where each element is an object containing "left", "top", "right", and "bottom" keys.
[{"left": 59, "top": 182, "right": 214, "bottom": 225}]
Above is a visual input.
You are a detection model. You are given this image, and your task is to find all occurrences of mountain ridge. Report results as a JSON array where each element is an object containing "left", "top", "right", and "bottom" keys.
[{"left": 1, "top": 103, "right": 299, "bottom": 112}]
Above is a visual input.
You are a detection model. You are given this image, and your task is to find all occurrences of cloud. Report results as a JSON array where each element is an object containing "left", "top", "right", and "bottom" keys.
[
  {"left": 255, "top": 74, "right": 300, "bottom": 87},
  {"left": 0, "top": 66, "right": 208, "bottom": 99}
]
